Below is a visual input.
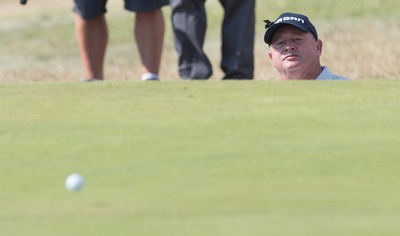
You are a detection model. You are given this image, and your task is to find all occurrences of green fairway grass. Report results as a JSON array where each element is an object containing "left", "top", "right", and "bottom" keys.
[{"left": 1, "top": 81, "right": 400, "bottom": 236}]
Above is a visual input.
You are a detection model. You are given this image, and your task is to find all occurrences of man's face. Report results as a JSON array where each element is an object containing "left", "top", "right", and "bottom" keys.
[{"left": 268, "top": 25, "right": 322, "bottom": 80}]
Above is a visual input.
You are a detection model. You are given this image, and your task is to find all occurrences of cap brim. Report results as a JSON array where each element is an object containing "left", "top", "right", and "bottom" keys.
[{"left": 264, "top": 22, "right": 312, "bottom": 45}]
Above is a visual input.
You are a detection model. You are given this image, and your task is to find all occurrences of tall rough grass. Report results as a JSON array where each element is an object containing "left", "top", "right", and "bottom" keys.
[{"left": 0, "top": 0, "right": 399, "bottom": 81}]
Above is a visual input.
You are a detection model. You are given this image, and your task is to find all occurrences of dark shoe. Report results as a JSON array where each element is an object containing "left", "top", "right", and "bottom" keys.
[
  {"left": 222, "top": 77, "right": 253, "bottom": 80},
  {"left": 222, "top": 72, "right": 253, "bottom": 80}
]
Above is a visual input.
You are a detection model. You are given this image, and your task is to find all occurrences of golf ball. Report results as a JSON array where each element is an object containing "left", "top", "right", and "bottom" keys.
[{"left": 65, "top": 173, "right": 84, "bottom": 192}]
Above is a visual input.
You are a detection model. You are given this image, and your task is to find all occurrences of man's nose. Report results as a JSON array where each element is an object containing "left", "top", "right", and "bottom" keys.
[{"left": 284, "top": 43, "right": 296, "bottom": 52}]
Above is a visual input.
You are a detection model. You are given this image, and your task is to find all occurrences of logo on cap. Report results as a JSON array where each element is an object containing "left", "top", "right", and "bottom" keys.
[{"left": 275, "top": 16, "right": 305, "bottom": 24}]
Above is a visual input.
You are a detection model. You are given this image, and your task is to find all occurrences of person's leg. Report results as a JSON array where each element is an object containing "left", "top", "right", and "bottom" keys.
[
  {"left": 73, "top": 0, "right": 108, "bottom": 80},
  {"left": 219, "top": 0, "right": 255, "bottom": 80},
  {"left": 135, "top": 10, "right": 164, "bottom": 80},
  {"left": 75, "top": 15, "right": 108, "bottom": 80},
  {"left": 125, "top": 0, "right": 168, "bottom": 80},
  {"left": 170, "top": 0, "right": 212, "bottom": 80}
]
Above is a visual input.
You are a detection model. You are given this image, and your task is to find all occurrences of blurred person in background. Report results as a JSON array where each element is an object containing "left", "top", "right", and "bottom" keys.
[
  {"left": 169, "top": 0, "right": 255, "bottom": 80},
  {"left": 264, "top": 12, "right": 350, "bottom": 80},
  {"left": 73, "top": 0, "right": 168, "bottom": 81}
]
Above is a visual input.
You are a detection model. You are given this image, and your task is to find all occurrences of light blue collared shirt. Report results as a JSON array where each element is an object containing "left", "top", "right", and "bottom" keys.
[{"left": 316, "top": 66, "right": 350, "bottom": 80}]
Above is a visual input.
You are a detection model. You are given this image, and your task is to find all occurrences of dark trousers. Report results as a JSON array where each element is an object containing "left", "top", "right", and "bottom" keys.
[{"left": 170, "top": 0, "right": 255, "bottom": 80}]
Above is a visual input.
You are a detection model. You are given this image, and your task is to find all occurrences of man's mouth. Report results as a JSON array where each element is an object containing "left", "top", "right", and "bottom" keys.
[{"left": 283, "top": 54, "right": 299, "bottom": 61}]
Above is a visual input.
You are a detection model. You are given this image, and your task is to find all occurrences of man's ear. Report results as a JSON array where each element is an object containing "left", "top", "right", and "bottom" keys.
[
  {"left": 316, "top": 40, "right": 323, "bottom": 52},
  {"left": 268, "top": 51, "right": 272, "bottom": 60}
]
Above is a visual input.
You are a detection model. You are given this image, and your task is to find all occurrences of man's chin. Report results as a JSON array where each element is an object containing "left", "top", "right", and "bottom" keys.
[{"left": 283, "top": 63, "right": 302, "bottom": 72}]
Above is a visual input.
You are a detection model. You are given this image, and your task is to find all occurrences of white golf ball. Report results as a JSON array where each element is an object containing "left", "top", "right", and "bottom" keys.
[{"left": 65, "top": 173, "right": 85, "bottom": 192}]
